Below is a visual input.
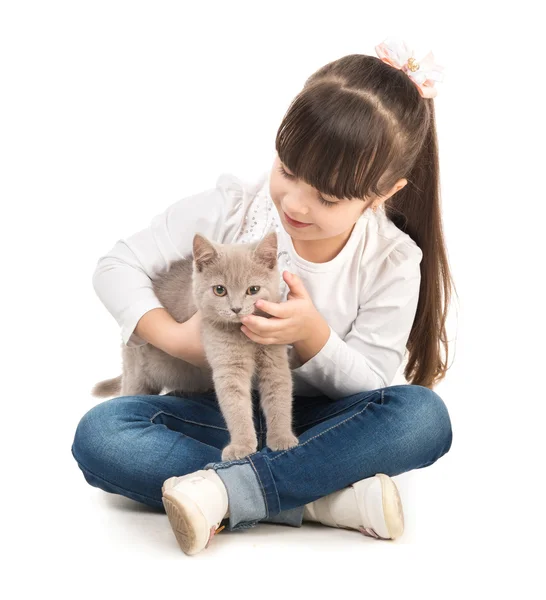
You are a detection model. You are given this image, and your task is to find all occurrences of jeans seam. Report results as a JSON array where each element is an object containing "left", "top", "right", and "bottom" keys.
[
  {"left": 210, "top": 455, "right": 256, "bottom": 468},
  {"left": 247, "top": 455, "right": 269, "bottom": 516},
  {"left": 270, "top": 397, "right": 376, "bottom": 462},
  {"left": 293, "top": 391, "right": 380, "bottom": 431},
  {"left": 71, "top": 447, "right": 161, "bottom": 505},
  {"left": 150, "top": 410, "right": 228, "bottom": 432}
]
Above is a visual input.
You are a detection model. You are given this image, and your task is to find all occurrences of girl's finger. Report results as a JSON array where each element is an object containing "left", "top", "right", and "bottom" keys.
[
  {"left": 241, "top": 326, "right": 276, "bottom": 345},
  {"left": 255, "top": 299, "right": 290, "bottom": 318},
  {"left": 240, "top": 326, "right": 260, "bottom": 342},
  {"left": 242, "top": 315, "right": 282, "bottom": 334},
  {"left": 283, "top": 271, "right": 308, "bottom": 299}
]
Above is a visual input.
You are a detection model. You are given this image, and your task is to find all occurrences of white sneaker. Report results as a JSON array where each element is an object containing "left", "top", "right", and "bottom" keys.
[
  {"left": 303, "top": 473, "right": 404, "bottom": 540},
  {"left": 162, "top": 470, "right": 229, "bottom": 555}
]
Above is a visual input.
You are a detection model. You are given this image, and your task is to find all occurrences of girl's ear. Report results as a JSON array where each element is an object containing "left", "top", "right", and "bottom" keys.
[
  {"left": 388, "top": 178, "right": 408, "bottom": 198},
  {"left": 254, "top": 231, "right": 278, "bottom": 269},
  {"left": 193, "top": 233, "right": 219, "bottom": 272}
]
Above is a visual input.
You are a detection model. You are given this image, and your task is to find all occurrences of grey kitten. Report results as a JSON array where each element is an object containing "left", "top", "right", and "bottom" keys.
[{"left": 93, "top": 231, "right": 299, "bottom": 461}]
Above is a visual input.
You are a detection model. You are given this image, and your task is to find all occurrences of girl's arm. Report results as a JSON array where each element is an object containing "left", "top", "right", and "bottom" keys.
[
  {"left": 134, "top": 308, "right": 208, "bottom": 367},
  {"left": 291, "top": 243, "right": 423, "bottom": 400},
  {"left": 92, "top": 174, "right": 246, "bottom": 348}
]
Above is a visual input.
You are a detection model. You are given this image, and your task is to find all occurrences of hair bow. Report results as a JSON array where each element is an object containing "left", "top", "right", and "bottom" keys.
[{"left": 375, "top": 37, "right": 444, "bottom": 99}]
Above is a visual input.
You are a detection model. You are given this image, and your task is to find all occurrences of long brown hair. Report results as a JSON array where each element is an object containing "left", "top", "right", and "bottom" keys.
[{"left": 274, "top": 54, "right": 457, "bottom": 389}]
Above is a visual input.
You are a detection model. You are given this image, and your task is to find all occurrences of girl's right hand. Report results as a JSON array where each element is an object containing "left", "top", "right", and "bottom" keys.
[{"left": 165, "top": 310, "right": 210, "bottom": 369}]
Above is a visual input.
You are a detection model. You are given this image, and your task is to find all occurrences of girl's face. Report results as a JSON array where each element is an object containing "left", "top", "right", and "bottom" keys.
[{"left": 269, "top": 154, "right": 370, "bottom": 242}]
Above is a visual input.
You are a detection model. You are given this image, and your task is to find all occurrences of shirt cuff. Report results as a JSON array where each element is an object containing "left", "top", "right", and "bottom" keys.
[
  {"left": 290, "top": 326, "right": 384, "bottom": 400},
  {"left": 290, "top": 325, "right": 338, "bottom": 374},
  {"left": 121, "top": 298, "right": 165, "bottom": 347}
]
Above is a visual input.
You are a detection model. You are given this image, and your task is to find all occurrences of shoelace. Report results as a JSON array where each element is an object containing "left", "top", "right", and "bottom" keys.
[
  {"left": 205, "top": 524, "right": 225, "bottom": 549},
  {"left": 358, "top": 526, "right": 382, "bottom": 539}
]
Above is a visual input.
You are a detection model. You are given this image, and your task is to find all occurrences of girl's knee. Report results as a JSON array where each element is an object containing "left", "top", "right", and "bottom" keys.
[
  {"left": 71, "top": 396, "right": 139, "bottom": 473},
  {"left": 415, "top": 386, "right": 453, "bottom": 455},
  {"left": 384, "top": 384, "right": 453, "bottom": 454}
]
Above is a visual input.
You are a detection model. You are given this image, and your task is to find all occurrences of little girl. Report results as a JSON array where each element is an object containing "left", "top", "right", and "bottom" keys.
[{"left": 72, "top": 37, "right": 454, "bottom": 555}]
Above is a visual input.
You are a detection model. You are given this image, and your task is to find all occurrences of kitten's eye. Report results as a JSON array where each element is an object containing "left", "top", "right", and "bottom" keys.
[
  {"left": 246, "top": 286, "right": 260, "bottom": 295},
  {"left": 213, "top": 285, "right": 227, "bottom": 297}
]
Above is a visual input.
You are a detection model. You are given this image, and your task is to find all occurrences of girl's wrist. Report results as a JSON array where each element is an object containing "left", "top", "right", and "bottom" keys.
[
  {"left": 135, "top": 308, "right": 177, "bottom": 350},
  {"left": 162, "top": 321, "right": 189, "bottom": 358},
  {"left": 165, "top": 320, "right": 208, "bottom": 367},
  {"left": 293, "top": 315, "right": 330, "bottom": 365}
]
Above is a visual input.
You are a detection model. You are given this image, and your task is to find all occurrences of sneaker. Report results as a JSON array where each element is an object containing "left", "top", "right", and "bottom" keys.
[
  {"left": 303, "top": 473, "right": 404, "bottom": 540},
  {"left": 162, "top": 470, "right": 229, "bottom": 555}
]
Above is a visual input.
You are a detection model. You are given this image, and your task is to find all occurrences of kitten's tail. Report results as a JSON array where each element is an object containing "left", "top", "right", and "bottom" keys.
[{"left": 92, "top": 375, "right": 122, "bottom": 398}]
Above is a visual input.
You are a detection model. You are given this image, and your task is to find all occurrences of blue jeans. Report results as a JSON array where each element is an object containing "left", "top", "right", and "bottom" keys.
[{"left": 71, "top": 385, "right": 452, "bottom": 531}]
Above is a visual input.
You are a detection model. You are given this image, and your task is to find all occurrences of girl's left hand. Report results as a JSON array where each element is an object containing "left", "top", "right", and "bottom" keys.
[{"left": 240, "top": 271, "right": 321, "bottom": 345}]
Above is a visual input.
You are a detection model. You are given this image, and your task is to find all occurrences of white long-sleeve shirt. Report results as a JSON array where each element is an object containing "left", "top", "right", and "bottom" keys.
[{"left": 92, "top": 169, "right": 423, "bottom": 400}]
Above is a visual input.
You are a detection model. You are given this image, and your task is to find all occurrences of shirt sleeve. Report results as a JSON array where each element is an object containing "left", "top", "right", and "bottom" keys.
[
  {"left": 290, "top": 242, "right": 423, "bottom": 400},
  {"left": 92, "top": 174, "right": 246, "bottom": 347}
]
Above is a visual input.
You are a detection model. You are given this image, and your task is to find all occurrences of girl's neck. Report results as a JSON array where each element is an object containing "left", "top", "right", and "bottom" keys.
[{"left": 291, "top": 223, "right": 355, "bottom": 264}]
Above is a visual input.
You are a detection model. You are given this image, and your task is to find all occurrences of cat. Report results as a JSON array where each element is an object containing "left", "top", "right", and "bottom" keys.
[{"left": 92, "top": 231, "right": 299, "bottom": 461}]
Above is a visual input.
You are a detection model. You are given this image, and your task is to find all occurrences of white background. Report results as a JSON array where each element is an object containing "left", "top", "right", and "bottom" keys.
[{"left": 2, "top": 0, "right": 544, "bottom": 597}]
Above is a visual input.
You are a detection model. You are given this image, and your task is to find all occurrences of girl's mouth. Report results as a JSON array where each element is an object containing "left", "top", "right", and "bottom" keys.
[{"left": 283, "top": 211, "right": 312, "bottom": 228}]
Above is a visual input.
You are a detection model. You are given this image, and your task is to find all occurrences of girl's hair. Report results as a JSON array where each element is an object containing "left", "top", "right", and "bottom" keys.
[{"left": 274, "top": 53, "right": 457, "bottom": 389}]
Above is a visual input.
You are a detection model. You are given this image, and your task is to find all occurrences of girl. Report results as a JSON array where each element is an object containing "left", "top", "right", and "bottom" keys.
[{"left": 72, "top": 37, "right": 454, "bottom": 555}]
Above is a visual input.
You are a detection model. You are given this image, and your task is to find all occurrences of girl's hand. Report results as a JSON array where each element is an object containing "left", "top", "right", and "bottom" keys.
[
  {"left": 240, "top": 271, "right": 322, "bottom": 345},
  {"left": 165, "top": 310, "right": 210, "bottom": 369}
]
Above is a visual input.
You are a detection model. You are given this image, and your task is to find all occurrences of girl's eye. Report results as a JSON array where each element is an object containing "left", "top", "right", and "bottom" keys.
[
  {"left": 213, "top": 285, "right": 227, "bottom": 297},
  {"left": 278, "top": 165, "right": 337, "bottom": 208},
  {"left": 278, "top": 165, "right": 295, "bottom": 180},
  {"left": 246, "top": 286, "right": 260, "bottom": 295},
  {"left": 318, "top": 196, "right": 337, "bottom": 208}
]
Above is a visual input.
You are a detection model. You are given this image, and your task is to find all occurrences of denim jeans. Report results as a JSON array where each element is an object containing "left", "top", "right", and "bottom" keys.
[{"left": 71, "top": 385, "right": 453, "bottom": 532}]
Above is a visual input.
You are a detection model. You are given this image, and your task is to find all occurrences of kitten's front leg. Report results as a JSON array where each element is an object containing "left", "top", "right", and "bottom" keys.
[
  {"left": 256, "top": 345, "right": 299, "bottom": 451},
  {"left": 206, "top": 340, "right": 258, "bottom": 461}
]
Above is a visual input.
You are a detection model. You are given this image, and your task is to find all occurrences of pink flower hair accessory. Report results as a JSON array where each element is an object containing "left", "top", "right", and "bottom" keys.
[{"left": 375, "top": 37, "right": 444, "bottom": 99}]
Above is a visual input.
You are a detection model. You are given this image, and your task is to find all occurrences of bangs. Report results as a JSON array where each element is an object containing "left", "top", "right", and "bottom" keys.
[{"left": 274, "top": 83, "right": 397, "bottom": 201}]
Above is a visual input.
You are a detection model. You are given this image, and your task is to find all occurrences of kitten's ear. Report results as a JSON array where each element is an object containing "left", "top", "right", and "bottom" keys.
[
  {"left": 193, "top": 233, "right": 219, "bottom": 272},
  {"left": 254, "top": 231, "right": 278, "bottom": 270}
]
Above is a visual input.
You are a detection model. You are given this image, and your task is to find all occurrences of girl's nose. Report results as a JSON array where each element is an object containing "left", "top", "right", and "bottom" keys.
[{"left": 284, "top": 195, "right": 310, "bottom": 216}]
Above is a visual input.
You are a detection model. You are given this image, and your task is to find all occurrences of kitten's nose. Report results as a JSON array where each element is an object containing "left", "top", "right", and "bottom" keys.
[{"left": 231, "top": 307, "right": 242, "bottom": 314}]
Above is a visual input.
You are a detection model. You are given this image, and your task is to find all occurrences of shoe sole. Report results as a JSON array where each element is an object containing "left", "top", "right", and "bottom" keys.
[
  {"left": 162, "top": 490, "right": 210, "bottom": 555},
  {"left": 162, "top": 474, "right": 403, "bottom": 546},
  {"left": 376, "top": 473, "right": 405, "bottom": 539},
  {"left": 162, "top": 477, "right": 178, "bottom": 495}
]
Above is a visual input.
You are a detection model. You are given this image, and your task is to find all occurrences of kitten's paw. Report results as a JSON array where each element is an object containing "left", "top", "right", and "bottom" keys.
[
  {"left": 221, "top": 442, "right": 257, "bottom": 461},
  {"left": 267, "top": 432, "right": 299, "bottom": 451}
]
